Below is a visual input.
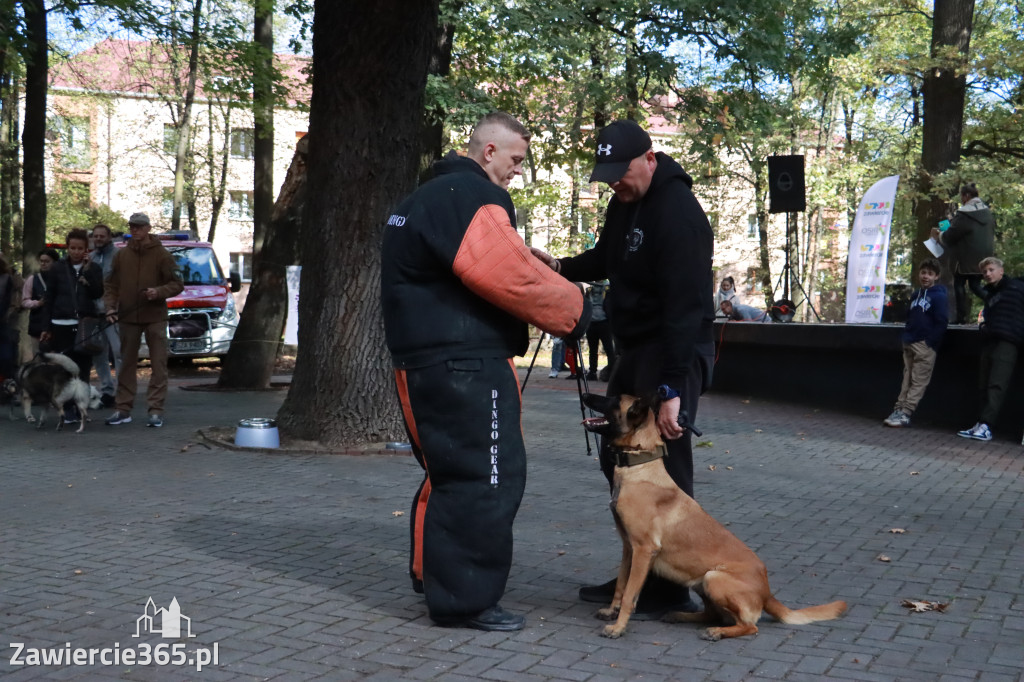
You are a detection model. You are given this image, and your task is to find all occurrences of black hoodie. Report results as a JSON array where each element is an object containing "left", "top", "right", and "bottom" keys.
[{"left": 558, "top": 152, "right": 715, "bottom": 390}]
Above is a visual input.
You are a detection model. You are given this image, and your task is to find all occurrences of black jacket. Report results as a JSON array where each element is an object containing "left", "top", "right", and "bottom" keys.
[
  {"left": 381, "top": 152, "right": 587, "bottom": 369},
  {"left": 42, "top": 258, "right": 103, "bottom": 331},
  {"left": 558, "top": 152, "right": 715, "bottom": 390},
  {"left": 979, "top": 276, "right": 1024, "bottom": 345}
]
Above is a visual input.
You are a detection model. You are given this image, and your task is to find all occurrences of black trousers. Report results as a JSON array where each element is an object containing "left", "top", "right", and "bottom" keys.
[
  {"left": 586, "top": 319, "right": 616, "bottom": 374},
  {"left": 953, "top": 273, "right": 985, "bottom": 324},
  {"left": 977, "top": 339, "right": 1018, "bottom": 426},
  {"left": 601, "top": 335, "right": 715, "bottom": 496},
  {"left": 394, "top": 357, "right": 525, "bottom": 620}
]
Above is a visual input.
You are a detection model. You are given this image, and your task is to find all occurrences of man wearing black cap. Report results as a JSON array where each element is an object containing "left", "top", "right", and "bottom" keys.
[{"left": 533, "top": 119, "right": 716, "bottom": 617}]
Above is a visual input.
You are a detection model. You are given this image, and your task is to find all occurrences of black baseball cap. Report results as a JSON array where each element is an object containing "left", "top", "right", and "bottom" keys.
[{"left": 589, "top": 120, "right": 653, "bottom": 184}]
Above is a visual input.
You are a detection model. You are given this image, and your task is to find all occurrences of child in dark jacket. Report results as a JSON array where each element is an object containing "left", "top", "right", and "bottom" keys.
[{"left": 884, "top": 259, "right": 948, "bottom": 427}]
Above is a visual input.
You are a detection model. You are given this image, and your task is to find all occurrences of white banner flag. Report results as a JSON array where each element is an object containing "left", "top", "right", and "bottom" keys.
[
  {"left": 285, "top": 265, "right": 301, "bottom": 345},
  {"left": 845, "top": 175, "right": 900, "bottom": 324}
]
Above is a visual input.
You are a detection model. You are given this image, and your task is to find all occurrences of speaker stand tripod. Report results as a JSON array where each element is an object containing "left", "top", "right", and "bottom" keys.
[{"left": 773, "top": 212, "right": 821, "bottom": 322}]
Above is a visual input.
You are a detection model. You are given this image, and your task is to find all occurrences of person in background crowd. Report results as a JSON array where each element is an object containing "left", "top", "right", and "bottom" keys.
[
  {"left": 88, "top": 223, "right": 121, "bottom": 408},
  {"left": 956, "top": 257, "right": 1024, "bottom": 441},
  {"left": 930, "top": 183, "right": 995, "bottom": 324},
  {"left": 714, "top": 275, "right": 738, "bottom": 317},
  {"left": 0, "top": 251, "right": 23, "bottom": 380},
  {"left": 720, "top": 298, "right": 770, "bottom": 322},
  {"left": 883, "top": 258, "right": 948, "bottom": 428},
  {"left": 103, "top": 213, "right": 184, "bottom": 428},
  {"left": 20, "top": 248, "right": 59, "bottom": 362},
  {"left": 585, "top": 280, "right": 615, "bottom": 381},
  {"left": 39, "top": 229, "right": 104, "bottom": 422}
]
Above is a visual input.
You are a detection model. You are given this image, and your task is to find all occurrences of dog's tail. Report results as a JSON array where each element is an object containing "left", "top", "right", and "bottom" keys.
[
  {"left": 765, "top": 596, "right": 847, "bottom": 625},
  {"left": 42, "top": 352, "right": 81, "bottom": 378}
]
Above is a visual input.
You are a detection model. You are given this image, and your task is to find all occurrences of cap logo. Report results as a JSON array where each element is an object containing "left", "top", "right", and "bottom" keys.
[{"left": 597, "top": 144, "right": 613, "bottom": 156}]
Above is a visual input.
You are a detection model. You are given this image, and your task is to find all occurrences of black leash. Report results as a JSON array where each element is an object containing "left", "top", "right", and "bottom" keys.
[{"left": 572, "top": 339, "right": 594, "bottom": 456}]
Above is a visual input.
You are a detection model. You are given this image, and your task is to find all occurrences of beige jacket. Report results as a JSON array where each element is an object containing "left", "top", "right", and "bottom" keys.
[{"left": 103, "top": 235, "right": 184, "bottom": 324}]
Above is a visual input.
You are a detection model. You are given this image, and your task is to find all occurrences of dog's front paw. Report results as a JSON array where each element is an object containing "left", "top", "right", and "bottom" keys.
[
  {"left": 600, "top": 624, "right": 625, "bottom": 639},
  {"left": 701, "top": 628, "right": 723, "bottom": 642},
  {"left": 595, "top": 606, "right": 619, "bottom": 621}
]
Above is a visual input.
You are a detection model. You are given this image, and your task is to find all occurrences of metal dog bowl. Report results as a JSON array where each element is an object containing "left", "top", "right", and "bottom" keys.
[{"left": 235, "top": 418, "right": 280, "bottom": 448}]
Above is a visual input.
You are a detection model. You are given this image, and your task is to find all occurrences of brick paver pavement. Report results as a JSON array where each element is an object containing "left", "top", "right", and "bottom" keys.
[{"left": 1, "top": 371, "right": 1022, "bottom": 681}]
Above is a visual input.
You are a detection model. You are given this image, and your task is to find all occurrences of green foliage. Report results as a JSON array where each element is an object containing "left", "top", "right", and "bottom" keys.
[{"left": 46, "top": 181, "right": 122, "bottom": 243}]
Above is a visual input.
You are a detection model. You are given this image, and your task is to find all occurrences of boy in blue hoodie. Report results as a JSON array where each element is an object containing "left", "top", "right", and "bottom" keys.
[{"left": 884, "top": 258, "right": 948, "bottom": 427}]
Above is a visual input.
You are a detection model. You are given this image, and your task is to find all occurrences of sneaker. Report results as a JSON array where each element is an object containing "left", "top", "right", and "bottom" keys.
[
  {"left": 147, "top": 414, "right": 163, "bottom": 428},
  {"left": 967, "top": 423, "right": 992, "bottom": 441},
  {"left": 957, "top": 423, "right": 980, "bottom": 439},
  {"left": 100, "top": 393, "right": 115, "bottom": 408},
  {"left": 884, "top": 410, "right": 911, "bottom": 428},
  {"left": 105, "top": 411, "right": 132, "bottom": 426},
  {"left": 548, "top": 369, "right": 559, "bottom": 378},
  {"left": 586, "top": 370, "right": 598, "bottom": 381},
  {"left": 63, "top": 416, "right": 80, "bottom": 425}
]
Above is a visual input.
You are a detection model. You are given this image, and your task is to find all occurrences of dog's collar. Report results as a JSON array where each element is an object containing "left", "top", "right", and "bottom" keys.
[{"left": 610, "top": 443, "right": 667, "bottom": 467}]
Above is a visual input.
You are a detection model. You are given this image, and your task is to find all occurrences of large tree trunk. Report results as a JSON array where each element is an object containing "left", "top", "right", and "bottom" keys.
[
  {"left": 218, "top": 137, "right": 307, "bottom": 389},
  {"left": 252, "top": 0, "right": 274, "bottom": 267},
  {"left": 276, "top": 0, "right": 440, "bottom": 445},
  {"left": 912, "top": 0, "right": 975, "bottom": 267},
  {"left": 417, "top": 2, "right": 458, "bottom": 182},
  {"left": 0, "top": 65, "right": 21, "bottom": 258},
  {"left": 21, "top": 0, "right": 46, "bottom": 273}
]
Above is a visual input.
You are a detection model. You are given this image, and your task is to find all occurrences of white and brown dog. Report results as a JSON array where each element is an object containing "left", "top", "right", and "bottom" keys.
[
  {"left": 582, "top": 393, "right": 847, "bottom": 640},
  {"left": 17, "top": 353, "right": 102, "bottom": 433}
]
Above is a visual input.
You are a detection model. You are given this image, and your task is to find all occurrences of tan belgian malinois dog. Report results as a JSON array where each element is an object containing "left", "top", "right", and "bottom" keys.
[{"left": 582, "top": 393, "right": 847, "bottom": 640}]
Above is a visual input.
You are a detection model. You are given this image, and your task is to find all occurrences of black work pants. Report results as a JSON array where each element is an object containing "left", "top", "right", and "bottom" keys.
[
  {"left": 586, "top": 319, "right": 615, "bottom": 374},
  {"left": 394, "top": 357, "right": 525, "bottom": 620},
  {"left": 953, "top": 273, "right": 985, "bottom": 324},
  {"left": 601, "top": 333, "right": 714, "bottom": 497},
  {"left": 977, "top": 339, "right": 1018, "bottom": 426}
]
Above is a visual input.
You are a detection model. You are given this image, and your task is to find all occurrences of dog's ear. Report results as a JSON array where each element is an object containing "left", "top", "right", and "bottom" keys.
[
  {"left": 625, "top": 396, "right": 653, "bottom": 428},
  {"left": 582, "top": 393, "right": 614, "bottom": 416}
]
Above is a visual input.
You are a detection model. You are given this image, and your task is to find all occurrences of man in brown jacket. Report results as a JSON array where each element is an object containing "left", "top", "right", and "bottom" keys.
[{"left": 103, "top": 213, "right": 184, "bottom": 427}]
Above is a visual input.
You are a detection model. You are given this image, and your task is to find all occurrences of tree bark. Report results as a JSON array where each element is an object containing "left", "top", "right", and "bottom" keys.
[
  {"left": 172, "top": 0, "right": 203, "bottom": 236},
  {"left": 418, "top": 2, "right": 458, "bottom": 182},
  {"left": 218, "top": 137, "right": 307, "bottom": 389},
  {"left": 912, "top": 0, "right": 975, "bottom": 267},
  {"left": 276, "top": 0, "right": 440, "bottom": 445},
  {"left": 21, "top": 0, "right": 46, "bottom": 273},
  {"left": 252, "top": 0, "right": 274, "bottom": 267}
]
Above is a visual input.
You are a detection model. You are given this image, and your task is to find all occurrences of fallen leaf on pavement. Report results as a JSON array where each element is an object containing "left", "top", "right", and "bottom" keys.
[
  {"left": 755, "top": 428, "right": 763, "bottom": 433},
  {"left": 877, "top": 555, "right": 891, "bottom": 562},
  {"left": 695, "top": 440, "right": 713, "bottom": 448},
  {"left": 392, "top": 511, "right": 405, "bottom": 517},
  {"left": 889, "top": 528, "right": 907, "bottom": 534},
  {"left": 901, "top": 599, "right": 949, "bottom": 613},
  {"left": 708, "top": 465, "right": 716, "bottom": 471}
]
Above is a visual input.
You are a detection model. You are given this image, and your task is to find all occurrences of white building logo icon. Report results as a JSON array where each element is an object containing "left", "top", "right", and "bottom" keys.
[{"left": 133, "top": 597, "right": 195, "bottom": 639}]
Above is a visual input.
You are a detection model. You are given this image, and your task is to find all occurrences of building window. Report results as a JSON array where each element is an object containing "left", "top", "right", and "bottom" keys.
[
  {"left": 163, "top": 124, "right": 179, "bottom": 155},
  {"left": 49, "top": 116, "right": 91, "bottom": 170},
  {"left": 747, "top": 214, "right": 758, "bottom": 240},
  {"left": 228, "top": 190, "right": 254, "bottom": 221},
  {"left": 746, "top": 267, "right": 764, "bottom": 294},
  {"left": 230, "top": 128, "right": 254, "bottom": 159},
  {"left": 230, "top": 252, "right": 253, "bottom": 282}
]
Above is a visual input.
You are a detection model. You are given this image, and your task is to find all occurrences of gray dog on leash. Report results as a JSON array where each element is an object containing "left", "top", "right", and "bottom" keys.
[{"left": 17, "top": 353, "right": 102, "bottom": 433}]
